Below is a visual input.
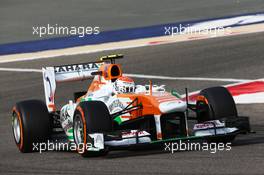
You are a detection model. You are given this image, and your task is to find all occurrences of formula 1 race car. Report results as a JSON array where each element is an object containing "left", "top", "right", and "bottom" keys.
[{"left": 12, "top": 54, "right": 251, "bottom": 157}]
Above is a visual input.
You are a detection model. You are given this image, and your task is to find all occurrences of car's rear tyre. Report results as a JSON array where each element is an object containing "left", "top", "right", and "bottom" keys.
[
  {"left": 196, "top": 86, "right": 237, "bottom": 122},
  {"left": 12, "top": 100, "right": 51, "bottom": 153},
  {"left": 73, "top": 101, "right": 112, "bottom": 157},
  {"left": 73, "top": 91, "right": 86, "bottom": 102}
]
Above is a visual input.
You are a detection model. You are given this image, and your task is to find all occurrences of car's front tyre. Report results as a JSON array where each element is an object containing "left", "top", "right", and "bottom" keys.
[
  {"left": 196, "top": 86, "right": 237, "bottom": 122},
  {"left": 73, "top": 101, "right": 112, "bottom": 157}
]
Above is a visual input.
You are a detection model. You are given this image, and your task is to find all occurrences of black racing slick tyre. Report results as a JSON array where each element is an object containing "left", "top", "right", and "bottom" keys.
[
  {"left": 73, "top": 91, "right": 86, "bottom": 102},
  {"left": 73, "top": 101, "right": 112, "bottom": 157},
  {"left": 12, "top": 100, "right": 51, "bottom": 153},
  {"left": 196, "top": 86, "right": 237, "bottom": 122}
]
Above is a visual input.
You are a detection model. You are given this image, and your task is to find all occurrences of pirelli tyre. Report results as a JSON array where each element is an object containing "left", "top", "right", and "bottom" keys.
[
  {"left": 73, "top": 101, "right": 112, "bottom": 157},
  {"left": 196, "top": 86, "right": 237, "bottom": 122},
  {"left": 12, "top": 100, "right": 51, "bottom": 153}
]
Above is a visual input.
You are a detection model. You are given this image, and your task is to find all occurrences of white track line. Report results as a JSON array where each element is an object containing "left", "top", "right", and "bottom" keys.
[
  {"left": 0, "top": 67, "right": 250, "bottom": 82},
  {"left": 183, "top": 78, "right": 264, "bottom": 98},
  {"left": 0, "top": 67, "right": 42, "bottom": 72},
  {"left": 124, "top": 73, "right": 250, "bottom": 82}
]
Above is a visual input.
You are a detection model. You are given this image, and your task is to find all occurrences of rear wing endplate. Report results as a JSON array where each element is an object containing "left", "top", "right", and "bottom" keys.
[
  {"left": 42, "top": 62, "right": 102, "bottom": 112},
  {"left": 42, "top": 54, "right": 123, "bottom": 112}
]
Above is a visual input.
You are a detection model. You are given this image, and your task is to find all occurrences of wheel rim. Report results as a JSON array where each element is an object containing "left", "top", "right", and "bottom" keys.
[
  {"left": 73, "top": 114, "right": 84, "bottom": 146},
  {"left": 12, "top": 113, "right": 21, "bottom": 144}
]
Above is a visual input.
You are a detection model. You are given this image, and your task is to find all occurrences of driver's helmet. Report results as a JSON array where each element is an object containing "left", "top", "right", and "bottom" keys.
[{"left": 114, "top": 76, "right": 135, "bottom": 93}]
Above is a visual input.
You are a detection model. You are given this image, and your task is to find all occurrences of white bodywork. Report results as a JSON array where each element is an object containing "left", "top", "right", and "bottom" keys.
[
  {"left": 42, "top": 62, "right": 186, "bottom": 143},
  {"left": 42, "top": 62, "right": 102, "bottom": 112},
  {"left": 42, "top": 61, "right": 239, "bottom": 148},
  {"left": 59, "top": 78, "right": 178, "bottom": 141},
  {"left": 193, "top": 120, "right": 238, "bottom": 136}
]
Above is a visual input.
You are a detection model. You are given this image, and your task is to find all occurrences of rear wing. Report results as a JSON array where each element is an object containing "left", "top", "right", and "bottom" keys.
[{"left": 42, "top": 54, "right": 123, "bottom": 112}]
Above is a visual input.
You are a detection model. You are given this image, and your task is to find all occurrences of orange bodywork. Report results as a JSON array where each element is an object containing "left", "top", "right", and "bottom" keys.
[
  {"left": 88, "top": 80, "right": 106, "bottom": 92},
  {"left": 98, "top": 64, "right": 122, "bottom": 81},
  {"left": 80, "top": 63, "right": 181, "bottom": 120},
  {"left": 117, "top": 92, "right": 179, "bottom": 118},
  {"left": 87, "top": 63, "right": 122, "bottom": 93}
]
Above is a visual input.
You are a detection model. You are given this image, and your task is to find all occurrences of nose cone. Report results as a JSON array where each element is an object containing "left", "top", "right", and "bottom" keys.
[{"left": 159, "top": 100, "right": 187, "bottom": 113}]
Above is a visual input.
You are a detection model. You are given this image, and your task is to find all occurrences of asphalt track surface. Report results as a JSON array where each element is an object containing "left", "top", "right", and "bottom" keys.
[
  {"left": 0, "top": 32, "right": 264, "bottom": 174},
  {"left": 1, "top": 0, "right": 264, "bottom": 44}
]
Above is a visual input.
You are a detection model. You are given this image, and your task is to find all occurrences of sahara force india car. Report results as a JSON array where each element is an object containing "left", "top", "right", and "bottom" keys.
[{"left": 12, "top": 54, "right": 251, "bottom": 157}]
